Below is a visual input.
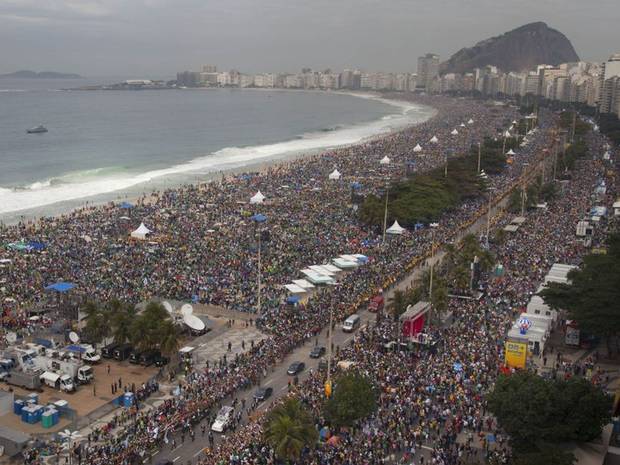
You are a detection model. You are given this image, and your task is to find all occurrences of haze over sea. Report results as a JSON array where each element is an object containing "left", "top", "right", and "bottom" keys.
[{"left": 0, "top": 78, "right": 434, "bottom": 223}]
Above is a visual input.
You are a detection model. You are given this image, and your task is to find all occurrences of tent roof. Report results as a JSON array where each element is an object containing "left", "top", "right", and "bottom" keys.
[
  {"left": 328, "top": 169, "right": 341, "bottom": 179},
  {"left": 132, "top": 223, "right": 151, "bottom": 235},
  {"left": 451, "top": 129, "right": 459, "bottom": 135},
  {"left": 284, "top": 284, "right": 307, "bottom": 294},
  {"left": 292, "top": 279, "right": 315, "bottom": 289},
  {"left": 45, "top": 282, "right": 76, "bottom": 293},
  {"left": 413, "top": 144, "right": 422, "bottom": 152},
  {"left": 250, "top": 191, "right": 265, "bottom": 204},
  {"left": 506, "top": 149, "right": 516, "bottom": 155},
  {"left": 430, "top": 136, "right": 438, "bottom": 143},
  {"left": 386, "top": 220, "right": 405, "bottom": 235},
  {"left": 379, "top": 156, "right": 390, "bottom": 164}
]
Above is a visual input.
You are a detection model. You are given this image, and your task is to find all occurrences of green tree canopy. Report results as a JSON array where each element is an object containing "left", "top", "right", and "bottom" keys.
[
  {"left": 487, "top": 372, "right": 611, "bottom": 452},
  {"left": 540, "top": 234, "right": 620, "bottom": 343},
  {"left": 324, "top": 371, "right": 378, "bottom": 428},
  {"left": 264, "top": 398, "right": 318, "bottom": 462}
]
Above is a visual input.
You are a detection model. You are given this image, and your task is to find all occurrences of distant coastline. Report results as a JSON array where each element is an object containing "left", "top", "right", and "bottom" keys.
[{"left": 0, "top": 70, "right": 82, "bottom": 79}]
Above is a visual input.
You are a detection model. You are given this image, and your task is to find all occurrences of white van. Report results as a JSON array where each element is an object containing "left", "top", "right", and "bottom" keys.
[
  {"left": 342, "top": 314, "right": 360, "bottom": 333},
  {"left": 40, "top": 371, "right": 75, "bottom": 392},
  {"left": 211, "top": 406, "right": 234, "bottom": 433}
]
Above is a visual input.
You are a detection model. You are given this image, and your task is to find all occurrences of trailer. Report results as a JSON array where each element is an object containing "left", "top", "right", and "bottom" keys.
[
  {"left": 32, "top": 356, "right": 93, "bottom": 384},
  {"left": 6, "top": 370, "right": 42, "bottom": 390}
]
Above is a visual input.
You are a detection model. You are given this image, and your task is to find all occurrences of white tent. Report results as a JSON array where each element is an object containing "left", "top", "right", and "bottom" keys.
[
  {"left": 504, "top": 130, "right": 512, "bottom": 138},
  {"left": 413, "top": 144, "right": 423, "bottom": 152},
  {"left": 131, "top": 223, "right": 152, "bottom": 240},
  {"left": 429, "top": 136, "right": 438, "bottom": 144},
  {"left": 292, "top": 279, "right": 315, "bottom": 289},
  {"left": 386, "top": 220, "right": 405, "bottom": 235},
  {"left": 506, "top": 149, "right": 516, "bottom": 155},
  {"left": 451, "top": 129, "right": 459, "bottom": 135},
  {"left": 467, "top": 119, "right": 474, "bottom": 124},
  {"left": 460, "top": 123, "right": 466, "bottom": 127},
  {"left": 250, "top": 191, "right": 265, "bottom": 204},
  {"left": 379, "top": 156, "right": 391, "bottom": 165},
  {"left": 328, "top": 169, "right": 341, "bottom": 180}
]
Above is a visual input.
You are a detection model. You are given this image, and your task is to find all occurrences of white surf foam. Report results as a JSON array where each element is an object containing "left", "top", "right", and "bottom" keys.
[{"left": 0, "top": 94, "right": 434, "bottom": 215}]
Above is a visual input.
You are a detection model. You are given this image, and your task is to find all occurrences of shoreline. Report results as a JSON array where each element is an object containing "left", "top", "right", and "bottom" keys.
[{"left": 0, "top": 90, "right": 436, "bottom": 226}]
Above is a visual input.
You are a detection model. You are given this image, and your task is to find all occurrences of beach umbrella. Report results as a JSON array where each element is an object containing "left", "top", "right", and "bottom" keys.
[
  {"left": 249, "top": 191, "right": 265, "bottom": 204},
  {"left": 451, "top": 129, "right": 459, "bottom": 135},
  {"left": 328, "top": 169, "right": 341, "bottom": 180},
  {"left": 429, "top": 136, "right": 438, "bottom": 144},
  {"left": 386, "top": 220, "right": 405, "bottom": 235},
  {"left": 379, "top": 156, "right": 390, "bottom": 165},
  {"left": 413, "top": 144, "right": 423, "bottom": 152}
]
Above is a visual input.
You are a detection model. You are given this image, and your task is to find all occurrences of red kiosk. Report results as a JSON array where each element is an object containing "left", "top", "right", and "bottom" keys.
[{"left": 400, "top": 301, "right": 431, "bottom": 339}]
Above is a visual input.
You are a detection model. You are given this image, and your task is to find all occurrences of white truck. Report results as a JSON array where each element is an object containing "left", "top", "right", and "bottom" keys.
[
  {"left": 40, "top": 371, "right": 75, "bottom": 392},
  {"left": 64, "top": 344, "right": 101, "bottom": 364},
  {"left": 32, "top": 356, "right": 93, "bottom": 385}
]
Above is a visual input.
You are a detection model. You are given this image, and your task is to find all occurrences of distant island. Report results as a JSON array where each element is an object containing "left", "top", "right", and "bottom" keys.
[{"left": 0, "top": 70, "right": 82, "bottom": 79}]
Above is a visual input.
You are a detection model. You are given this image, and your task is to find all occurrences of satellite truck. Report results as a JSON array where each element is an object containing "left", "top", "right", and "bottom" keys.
[{"left": 64, "top": 331, "right": 101, "bottom": 363}]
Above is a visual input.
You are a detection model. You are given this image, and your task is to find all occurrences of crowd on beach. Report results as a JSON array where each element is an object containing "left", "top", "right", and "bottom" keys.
[
  {"left": 14, "top": 94, "right": 617, "bottom": 464},
  {"left": 194, "top": 122, "right": 617, "bottom": 465}
]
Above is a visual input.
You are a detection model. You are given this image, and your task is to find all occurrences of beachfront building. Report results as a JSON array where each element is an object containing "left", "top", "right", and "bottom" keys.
[{"left": 417, "top": 53, "right": 440, "bottom": 91}]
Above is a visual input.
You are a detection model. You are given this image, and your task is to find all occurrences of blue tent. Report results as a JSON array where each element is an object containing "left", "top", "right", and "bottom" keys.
[
  {"left": 350, "top": 182, "right": 362, "bottom": 190},
  {"left": 45, "top": 282, "right": 76, "bottom": 293},
  {"left": 27, "top": 241, "right": 46, "bottom": 251},
  {"left": 251, "top": 214, "right": 267, "bottom": 223},
  {"left": 119, "top": 201, "right": 134, "bottom": 209},
  {"left": 286, "top": 295, "right": 300, "bottom": 304},
  {"left": 414, "top": 223, "right": 425, "bottom": 231}
]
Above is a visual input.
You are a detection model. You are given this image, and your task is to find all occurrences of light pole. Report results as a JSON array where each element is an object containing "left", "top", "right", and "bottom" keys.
[
  {"left": 521, "top": 163, "right": 529, "bottom": 217},
  {"left": 326, "top": 305, "right": 333, "bottom": 392},
  {"left": 59, "top": 429, "right": 82, "bottom": 465},
  {"left": 250, "top": 213, "right": 267, "bottom": 314},
  {"left": 382, "top": 181, "right": 389, "bottom": 244},
  {"left": 428, "top": 222, "right": 438, "bottom": 325},
  {"left": 477, "top": 142, "right": 482, "bottom": 174}
]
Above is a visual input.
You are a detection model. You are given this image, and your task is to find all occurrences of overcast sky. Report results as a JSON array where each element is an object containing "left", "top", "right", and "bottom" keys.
[{"left": 0, "top": 0, "right": 618, "bottom": 77}]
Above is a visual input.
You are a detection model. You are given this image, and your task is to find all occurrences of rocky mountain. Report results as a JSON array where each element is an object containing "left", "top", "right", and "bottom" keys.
[
  {"left": 0, "top": 70, "right": 82, "bottom": 79},
  {"left": 440, "top": 22, "right": 579, "bottom": 75}
]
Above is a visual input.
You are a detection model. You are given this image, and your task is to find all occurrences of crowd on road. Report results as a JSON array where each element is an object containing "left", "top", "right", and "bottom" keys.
[
  {"left": 15, "top": 93, "right": 590, "bottom": 465},
  {"left": 197, "top": 122, "right": 617, "bottom": 465}
]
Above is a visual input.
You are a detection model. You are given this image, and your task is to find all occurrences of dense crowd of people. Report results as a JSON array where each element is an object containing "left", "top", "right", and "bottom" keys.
[{"left": 15, "top": 94, "right": 617, "bottom": 464}]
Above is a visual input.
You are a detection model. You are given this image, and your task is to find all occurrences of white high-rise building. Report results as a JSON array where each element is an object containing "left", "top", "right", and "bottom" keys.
[{"left": 417, "top": 53, "right": 439, "bottom": 91}]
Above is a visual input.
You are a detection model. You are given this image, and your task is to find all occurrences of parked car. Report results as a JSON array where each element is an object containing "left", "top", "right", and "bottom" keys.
[
  {"left": 154, "top": 353, "right": 169, "bottom": 367},
  {"left": 287, "top": 361, "right": 305, "bottom": 375},
  {"left": 253, "top": 387, "right": 273, "bottom": 402},
  {"left": 128, "top": 350, "right": 143, "bottom": 364},
  {"left": 318, "top": 358, "right": 328, "bottom": 372},
  {"left": 139, "top": 350, "right": 158, "bottom": 367},
  {"left": 101, "top": 343, "right": 118, "bottom": 359},
  {"left": 113, "top": 344, "right": 133, "bottom": 361},
  {"left": 309, "top": 346, "right": 326, "bottom": 358}
]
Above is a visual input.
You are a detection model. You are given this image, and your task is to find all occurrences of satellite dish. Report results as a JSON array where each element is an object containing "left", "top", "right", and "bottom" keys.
[
  {"left": 183, "top": 314, "right": 205, "bottom": 331},
  {"left": 162, "top": 301, "right": 173, "bottom": 315},
  {"left": 180, "top": 304, "right": 193, "bottom": 317},
  {"left": 69, "top": 332, "right": 79, "bottom": 344},
  {"left": 6, "top": 332, "right": 16, "bottom": 344}
]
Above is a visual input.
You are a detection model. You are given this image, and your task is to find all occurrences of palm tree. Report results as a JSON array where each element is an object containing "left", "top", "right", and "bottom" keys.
[
  {"left": 264, "top": 399, "right": 318, "bottom": 462},
  {"left": 110, "top": 305, "right": 136, "bottom": 345},
  {"left": 387, "top": 290, "right": 409, "bottom": 342},
  {"left": 81, "top": 301, "right": 109, "bottom": 344},
  {"left": 159, "top": 320, "right": 180, "bottom": 362}
]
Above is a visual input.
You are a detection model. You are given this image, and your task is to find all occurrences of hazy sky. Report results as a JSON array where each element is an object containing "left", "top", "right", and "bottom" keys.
[{"left": 0, "top": 0, "right": 618, "bottom": 77}]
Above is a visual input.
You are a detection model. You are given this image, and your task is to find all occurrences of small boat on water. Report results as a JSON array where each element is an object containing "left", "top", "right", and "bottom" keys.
[{"left": 27, "top": 125, "right": 48, "bottom": 134}]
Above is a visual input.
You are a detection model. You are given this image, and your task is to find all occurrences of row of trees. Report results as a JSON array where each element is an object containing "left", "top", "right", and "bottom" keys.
[
  {"left": 359, "top": 133, "right": 518, "bottom": 227},
  {"left": 264, "top": 371, "right": 377, "bottom": 461},
  {"left": 541, "top": 233, "right": 620, "bottom": 354},
  {"left": 488, "top": 371, "right": 611, "bottom": 464},
  {"left": 82, "top": 300, "right": 180, "bottom": 359}
]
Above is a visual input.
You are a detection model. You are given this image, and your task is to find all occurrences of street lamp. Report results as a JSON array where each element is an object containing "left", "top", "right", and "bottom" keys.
[
  {"left": 381, "top": 157, "right": 391, "bottom": 244},
  {"left": 477, "top": 142, "right": 482, "bottom": 174},
  {"left": 428, "top": 222, "right": 439, "bottom": 325},
  {"left": 59, "top": 429, "right": 82, "bottom": 465},
  {"left": 250, "top": 213, "right": 267, "bottom": 314},
  {"left": 521, "top": 162, "right": 530, "bottom": 217}
]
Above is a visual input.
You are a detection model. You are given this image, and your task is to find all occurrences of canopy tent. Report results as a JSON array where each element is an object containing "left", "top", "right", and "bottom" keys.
[
  {"left": 352, "top": 254, "right": 369, "bottom": 264},
  {"left": 386, "top": 220, "right": 405, "bottom": 235},
  {"left": 328, "top": 169, "right": 341, "bottom": 180},
  {"left": 292, "top": 279, "right": 315, "bottom": 289},
  {"left": 379, "top": 156, "right": 390, "bottom": 165},
  {"left": 300, "top": 269, "right": 334, "bottom": 284},
  {"left": 309, "top": 265, "right": 336, "bottom": 276},
  {"left": 506, "top": 149, "right": 516, "bottom": 155},
  {"left": 429, "top": 136, "right": 438, "bottom": 144},
  {"left": 284, "top": 284, "right": 307, "bottom": 294},
  {"left": 451, "top": 129, "right": 459, "bottom": 135},
  {"left": 413, "top": 144, "right": 423, "bottom": 152},
  {"left": 131, "top": 223, "right": 152, "bottom": 240},
  {"left": 460, "top": 123, "right": 466, "bottom": 127},
  {"left": 249, "top": 191, "right": 265, "bottom": 204},
  {"left": 332, "top": 258, "right": 358, "bottom": 269},
  {"left": 45, "top": 282, "right": 76, "bottom": 293},
  {"left": 251, "top": 213, "right": 267, "bottom": 223},
  {"left": 286, "top": 295, "right": 301, "bottom": 305},
  {"left": 504, "top": 130, "right": 512, "bottom": 138},
  {"left": 27, "top": 241, "right": 46, "bottom": 251},
  {"left": 119, "top": 201, "right": 134, "bottom": 209},
  {"left": 467, "top": 119, "right": 474, "bottom": 124}
]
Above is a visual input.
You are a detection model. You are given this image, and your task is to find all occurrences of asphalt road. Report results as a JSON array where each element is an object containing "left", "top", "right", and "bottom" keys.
[{"left": 151, "top": 305, "right": 378, "bottom": 464}]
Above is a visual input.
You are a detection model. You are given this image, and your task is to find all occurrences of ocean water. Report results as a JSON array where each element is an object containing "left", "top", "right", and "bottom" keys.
[{"left": 0, "top": 78, "right": 434, "bottom": 221}]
